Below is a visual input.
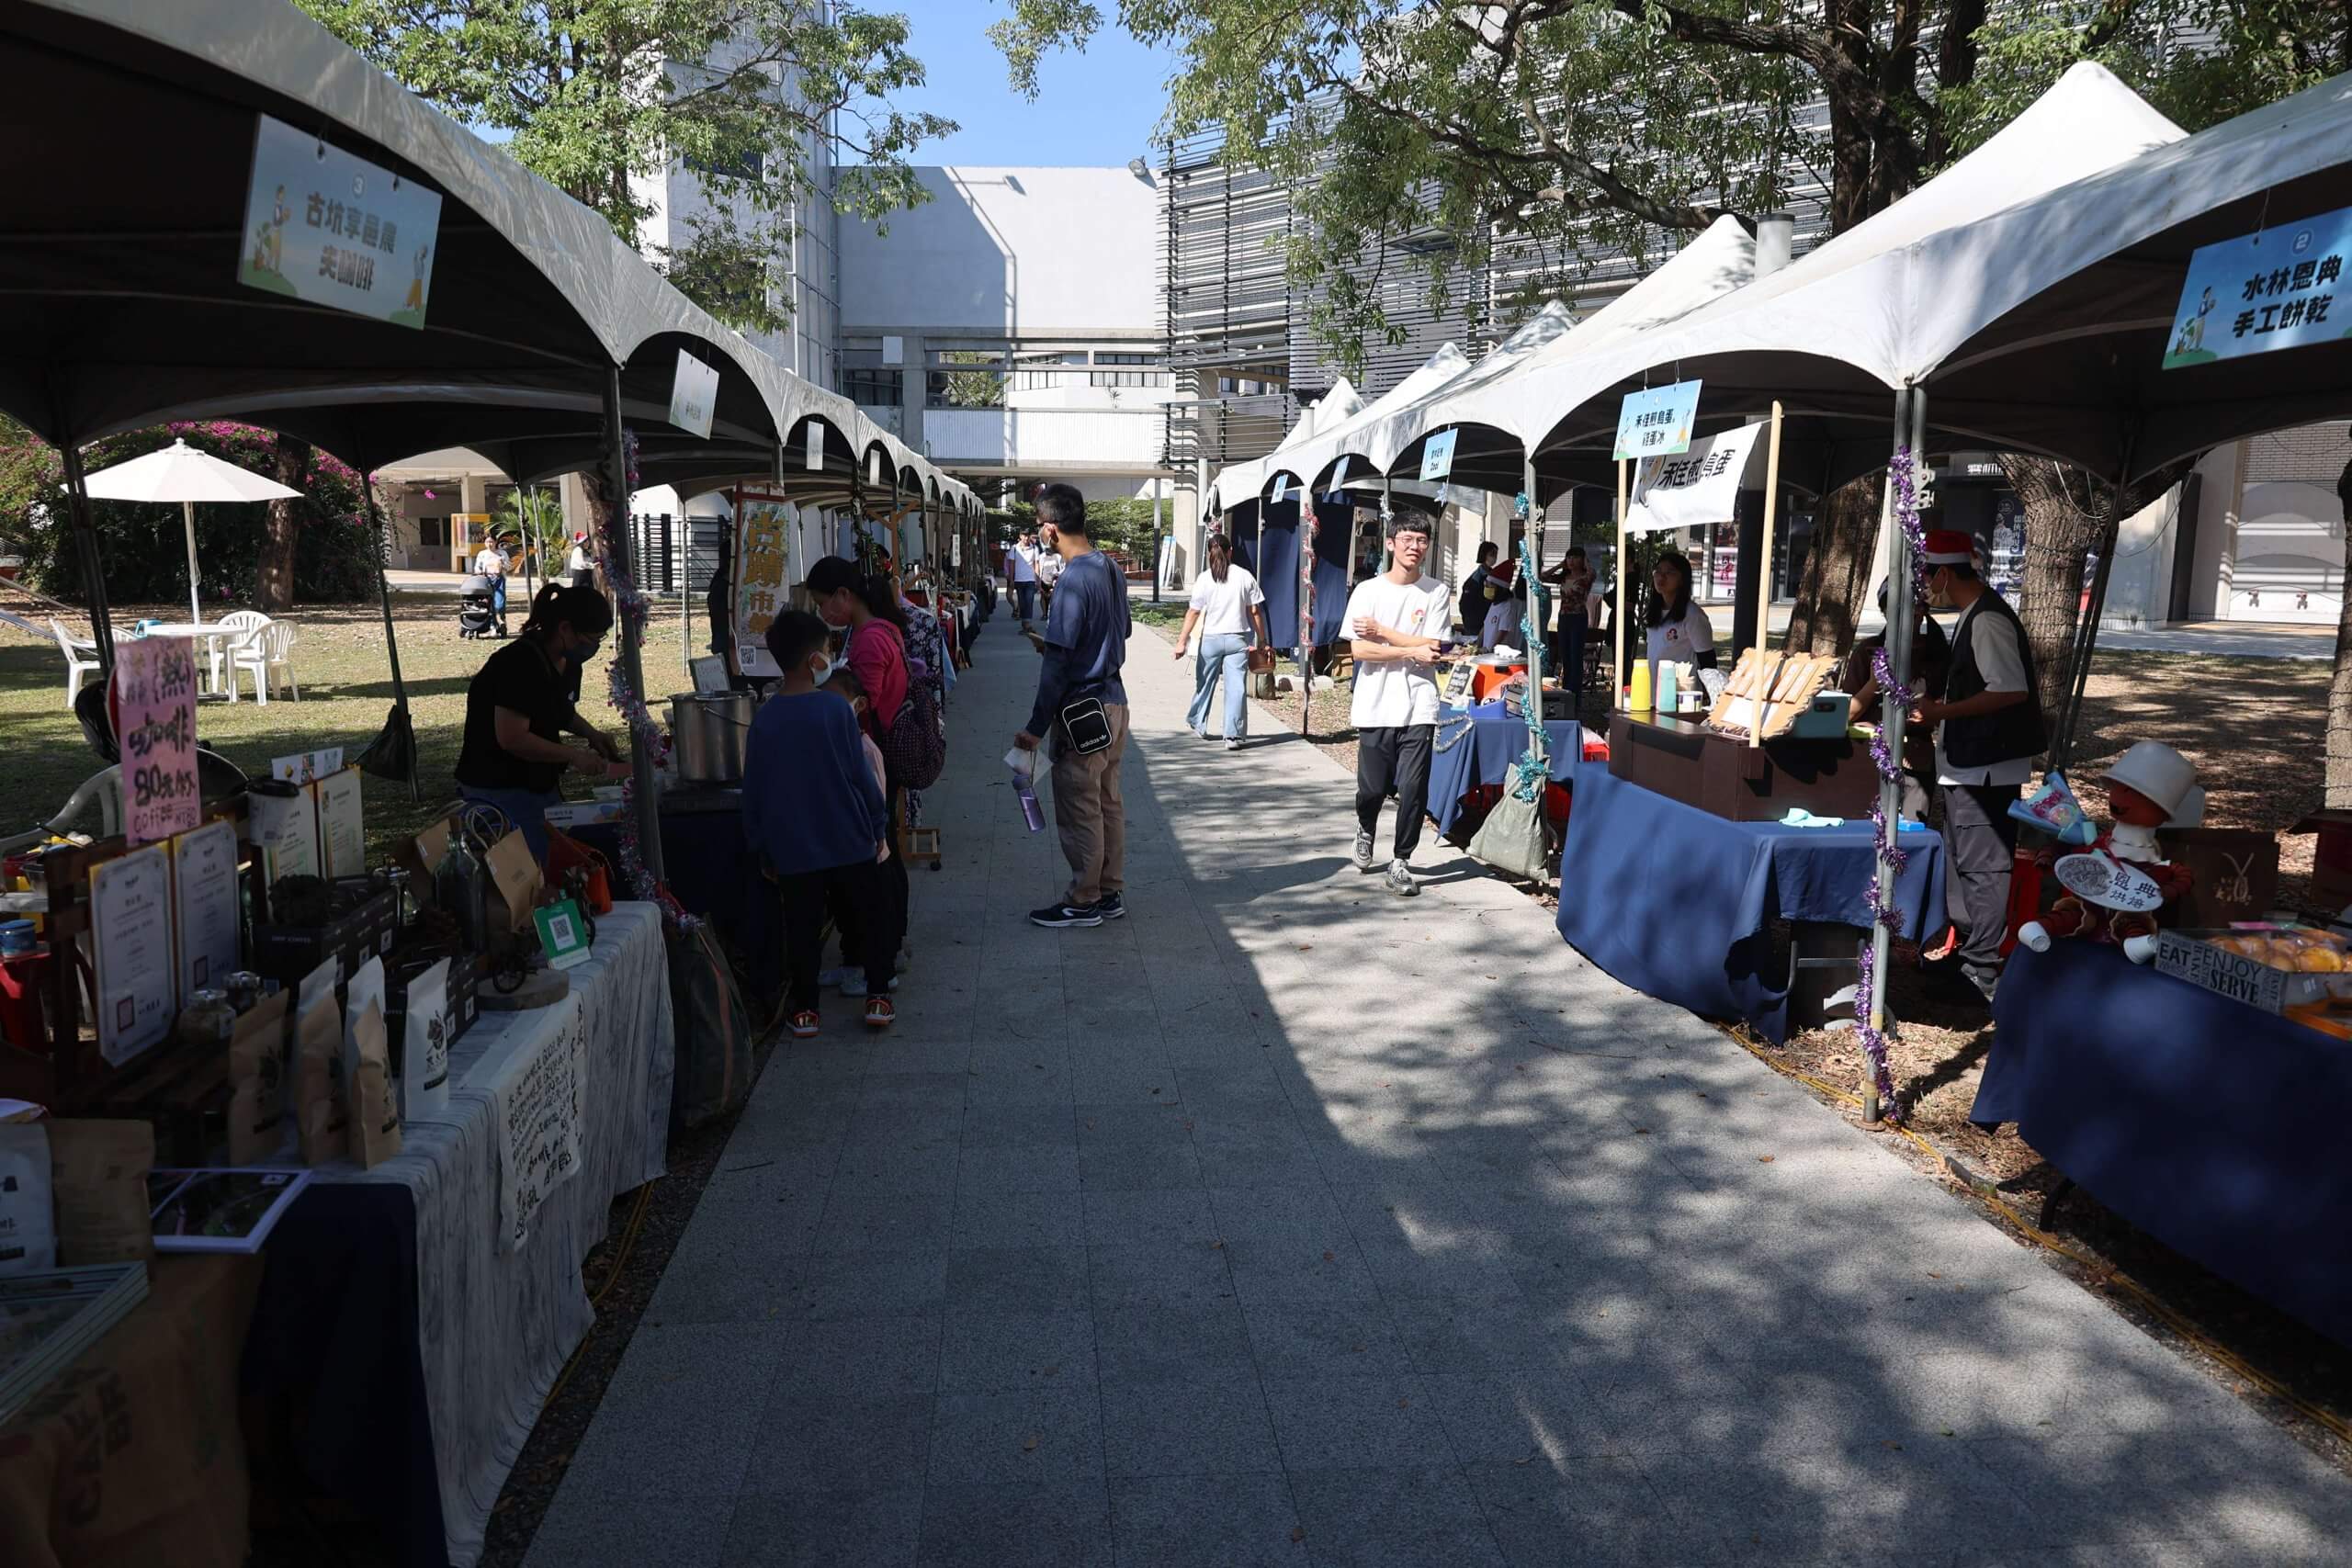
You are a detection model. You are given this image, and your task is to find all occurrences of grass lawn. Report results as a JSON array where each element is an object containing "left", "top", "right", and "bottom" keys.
[{"left": 2, "top": 587, "right": 705, "bottom": 863}]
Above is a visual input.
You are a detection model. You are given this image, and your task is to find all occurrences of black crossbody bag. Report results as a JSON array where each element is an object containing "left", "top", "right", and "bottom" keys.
[{"left": 1058, "top": 694, "right": 1114, "bottom": 755}]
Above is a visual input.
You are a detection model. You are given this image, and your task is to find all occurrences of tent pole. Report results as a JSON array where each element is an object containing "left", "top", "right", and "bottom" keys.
[
  {"left": 1863, "top": 386, "right": 1917, "bottom": 1128},
  {"left": 363, "top": 481, "right": 421, "bottom": 802},
  {"left": 56, "top": 434, "right": 116, "bottom": 680},
  {"left": 604, "top": 366, "right": 666, "bottom": 887},
  {"left": 1751, "top": 403, "right": 1787, "bottom": 747},
  {"left": 182, "top": 500, "right": 202, "bottom": 626},
  {"left": 1299, "top": 493, "right": 1315, "bottom": 739},
  {"left": 1613, "top": 458, "right": 1629, "bottom": 708}
]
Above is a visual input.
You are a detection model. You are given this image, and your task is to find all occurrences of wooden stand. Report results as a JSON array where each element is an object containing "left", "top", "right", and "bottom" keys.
[
  {"left": 1608, "top": 712, "right": 1881, "bottom": 822},
  {"left": 900, "top": 826, "right": 943, "bottom": 871}
]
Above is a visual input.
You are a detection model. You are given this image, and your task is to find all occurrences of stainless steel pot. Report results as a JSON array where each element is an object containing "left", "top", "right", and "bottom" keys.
[{"left": 668, "top": 691, "right": 753, "bottom": 783}]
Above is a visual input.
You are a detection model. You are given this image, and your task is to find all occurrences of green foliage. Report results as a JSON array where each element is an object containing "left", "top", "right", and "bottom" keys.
[
  {"left": 934, "top": 350, "right": 1006, "bottom": 411},
  {"left": 493, "top": 484, "right": 569, "bottom": 572},
  {"left": 8, "top": 423, "right": 381, "bottom": 607},
  {"left": 296, "top": 0, "right": 956, "bottom": 335},
  {"left": 989, "top": 495, "right": 1172, "bottom": 559}
]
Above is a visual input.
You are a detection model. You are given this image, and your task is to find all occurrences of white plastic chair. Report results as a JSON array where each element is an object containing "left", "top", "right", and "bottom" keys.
[
  {"left": 48, "top": 618, "right": 99, "bottom": 708},
  {"left": 209, "top": 610, "right": 270, "bottom": 694},
  {"left": 226, "top": 620, "right": 299, "bottom": 704}
]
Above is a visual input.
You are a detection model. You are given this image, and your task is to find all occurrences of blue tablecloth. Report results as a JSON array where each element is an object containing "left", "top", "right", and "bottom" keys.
[
  {"left": 574, "top": 805, "right": 780, "bottom": 1004},
  {"left": 1429, "top": 705, "right": 1580, "bottom": 835},
  {"left": 1972, "top": 942, "right": 2352, "bottom": 1348},
  {"left": 1555, "top": 761, "right": 1945, "bottom": 1043}
]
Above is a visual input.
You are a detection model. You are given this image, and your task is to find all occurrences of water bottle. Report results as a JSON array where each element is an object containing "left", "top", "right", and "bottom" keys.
[{"left": 1013, "top": 773, "right": 1045, "bottom": 833}]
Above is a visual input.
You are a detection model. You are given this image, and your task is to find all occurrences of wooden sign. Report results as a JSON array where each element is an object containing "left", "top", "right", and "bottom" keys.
[{"left": 1704, "top": 647, "right": 1836, "bottom": 739}]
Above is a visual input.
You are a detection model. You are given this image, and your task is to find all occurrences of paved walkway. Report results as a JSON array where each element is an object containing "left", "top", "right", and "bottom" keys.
[{"left": 526, "top": 610, "right": 2348, "bottom": 1567}]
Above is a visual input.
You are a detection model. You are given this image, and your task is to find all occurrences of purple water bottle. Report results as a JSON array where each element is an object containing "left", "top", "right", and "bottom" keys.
[{"left": 1014, "top": 773, "right": 1045, "bottom": 833}]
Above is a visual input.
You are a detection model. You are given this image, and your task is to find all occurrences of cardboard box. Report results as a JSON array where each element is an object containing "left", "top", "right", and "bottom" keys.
[
  {"left": 2157, "top": 827, "right": 2279, "bottom": 927},
  {"left": 2152, "top": 927, "right": 2352, "bottom": 1015}
]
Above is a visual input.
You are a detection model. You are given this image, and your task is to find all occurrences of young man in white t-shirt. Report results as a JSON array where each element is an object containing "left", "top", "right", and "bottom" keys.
[
  {"left": 1007, "top": 532, "right": 1042, "bottom": 628},
  {"left": 1343, "top": 513, "right": 1453, "bottom": 896}
]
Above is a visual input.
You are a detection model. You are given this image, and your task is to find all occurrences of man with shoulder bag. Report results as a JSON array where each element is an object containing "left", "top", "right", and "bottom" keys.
[{"left": 1014, "top": 484, "right": 1132, "bottom": 929}]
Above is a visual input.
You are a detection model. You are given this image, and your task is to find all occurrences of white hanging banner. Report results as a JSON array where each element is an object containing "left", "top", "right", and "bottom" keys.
[
  {"left": 1624, "top": 422, "right": 1767, "bottom": 535},
  {"left": 669, "top": 349, "right": 719, "bottom": 439},
  {"left": 238, "top": 114, "right": 442, "bottom": 327},
  {"left": 804, "top": 423, "right": 825, "bottom": 471}
]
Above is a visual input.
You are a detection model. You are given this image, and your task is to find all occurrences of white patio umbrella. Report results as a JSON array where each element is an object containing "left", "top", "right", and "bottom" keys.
[{"left": 79, "top": 437, "right": 303, "bottom": 624}]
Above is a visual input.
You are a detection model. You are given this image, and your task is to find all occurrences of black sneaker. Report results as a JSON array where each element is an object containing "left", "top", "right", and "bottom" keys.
[
  {"left": 1094, "top": 892, "right": 1126, "bottom": 919},
  {"left": 1030, "top": 900, "right": 1103, "bottom": 929}
]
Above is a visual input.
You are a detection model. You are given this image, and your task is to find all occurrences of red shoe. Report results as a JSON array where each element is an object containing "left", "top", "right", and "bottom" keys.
[
  {"left": 864, "top": 997, "right": 895, "bottom": 1031},
  {"left": 788, "top": 1010, "right": 820, "bottom": 1039}
]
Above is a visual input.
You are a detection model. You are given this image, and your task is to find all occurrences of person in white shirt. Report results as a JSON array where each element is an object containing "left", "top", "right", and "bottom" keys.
[
  {"left": 1343, "top": 513, "right": 1453, "bottom": 896},
  {"left": 1007, "top": 532, "right": 1042, "bottom": 628},
  {"left": 565, "top": 530, "right": 594, "bottom": 589},
  {"left": 1641, "top": 549, "right": 1715, "bottom": 693},
  {"left": 1035, "top": 526, "right": 1065, "bottom": 616},
  {"left": 471, "top": 536, "right": 511, "bottom": 637},
  {"left": 1172, "top": 534, "right": 1269, "bottom": 749},
  {"left": 1908, "top": 528, "right": 2047, "bottom": 1005}
]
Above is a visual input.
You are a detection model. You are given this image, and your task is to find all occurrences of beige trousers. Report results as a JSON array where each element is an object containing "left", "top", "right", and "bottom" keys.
[{"left": 1050, "top": 702, "right": 1128, "bottom": 906}]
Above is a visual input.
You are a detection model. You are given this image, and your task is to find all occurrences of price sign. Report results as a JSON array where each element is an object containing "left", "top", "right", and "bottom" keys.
[
  {"left": 114, "top": 636, "right": 200, "bottom": 846},
  {"left": 2053, "top": 852, "right": 2165, "bottom": 912}
]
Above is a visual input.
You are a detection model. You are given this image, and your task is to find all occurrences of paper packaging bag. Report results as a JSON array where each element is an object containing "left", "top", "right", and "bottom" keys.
[
  {"left": 401, "top": 816, "right": 453, "bottom": 895},
  {"left": 484, "top": 829, "right": 541, "bottom": 934},
  {"left": 348, "top": 997, "right": 401, "bottom": 1168},
  {"left": 45, "top": 1118, "right": 155, "bottom": 1264},
  {"left": 293, "top": 987, "right": 347, "bottom": 1167},
  {"left": 401, "top": 957, "right": 452, "bottom": 1122},
  {"left": 226, "top": 989, "right": 292, "bottom": 1167},
  {"left": 0, "top": 1122, "right": 55, "bottom": 1276}
]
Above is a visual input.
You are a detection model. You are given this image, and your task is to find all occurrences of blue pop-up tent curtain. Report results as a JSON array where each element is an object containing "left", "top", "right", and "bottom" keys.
[{"left": 1253, "top": 499, "right": 1353, "bottom": 653}]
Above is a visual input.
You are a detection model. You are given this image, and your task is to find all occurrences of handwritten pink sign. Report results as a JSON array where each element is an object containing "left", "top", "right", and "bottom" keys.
[{"left": 114, "top": 636, "right": 200, "bottom": 846}]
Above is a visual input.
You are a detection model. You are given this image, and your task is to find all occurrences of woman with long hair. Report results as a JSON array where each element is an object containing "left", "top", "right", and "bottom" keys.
[
  {"left": 1640, "top": 547, "right": 1716, "bottom": 692},
  {"left": 1172, "top": 533, "right": 1268, "bottom": 749},
  {"left": 453, "top": 581, "right": 622, "bottom": 863}
]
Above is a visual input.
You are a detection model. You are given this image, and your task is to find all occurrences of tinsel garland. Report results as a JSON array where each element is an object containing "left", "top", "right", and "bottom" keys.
[
  {"left": 1849, "top": 445, "right": 1932, "bottom": 1119},
  {"left": 589, "top": 427, "right": 701, "bottom": 933}
]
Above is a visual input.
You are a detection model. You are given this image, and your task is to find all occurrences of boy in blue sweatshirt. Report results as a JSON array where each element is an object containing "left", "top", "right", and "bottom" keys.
[{"left": 742, "top": 610, "right": 896, "bottom": 1035}]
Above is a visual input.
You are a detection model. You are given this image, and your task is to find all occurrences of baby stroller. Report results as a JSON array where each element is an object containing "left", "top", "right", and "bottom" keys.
[{"left": 457, "top": 574, "right": 503, "bottom": 639}]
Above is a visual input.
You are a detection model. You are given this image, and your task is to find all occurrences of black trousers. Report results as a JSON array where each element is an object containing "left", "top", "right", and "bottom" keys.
[
  {"left": 1356, "top": 724, "right": 1434, "bottom": 862},
  {"left": 779, "top": 858, "right": 893, "bottom": 1011},
  {"left": 1940, "top": 782, "right": 2022, "bottom": 972}
]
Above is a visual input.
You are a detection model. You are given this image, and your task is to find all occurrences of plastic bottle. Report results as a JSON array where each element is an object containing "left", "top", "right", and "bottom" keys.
[
  {"left": 1013, "top": 772, "right": 1045, "bottom": 833},
  {"left": 1628, "top": 659, "right": 1653, "bottom": 715},
  {"left": 1656, "top": 660, "right": 1678, "bottom": 716}
]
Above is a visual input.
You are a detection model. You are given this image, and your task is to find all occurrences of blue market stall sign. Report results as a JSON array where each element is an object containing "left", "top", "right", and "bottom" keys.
[
  {"left": 1613, "top": 379, "right": 1702, "bottom": 460},
  {"left": 238, "top": 114, "right": 441, "bottom": 328},
  {"left": 1419, "top": 428, "right": 1459, "bottom": 482},
  {"left": 2165, "top": 205, "right": 2352, "bottom": 369}
]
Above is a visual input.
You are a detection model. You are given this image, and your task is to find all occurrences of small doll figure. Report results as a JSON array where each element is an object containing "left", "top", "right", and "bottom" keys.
[{"left": 2018, "top": 740, "right": 2200, "bottom": 964}]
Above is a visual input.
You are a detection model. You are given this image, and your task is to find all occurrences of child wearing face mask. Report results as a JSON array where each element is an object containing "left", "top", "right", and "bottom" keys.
[{"left": 742, "top": 610, "right": 897, "bottom": 1035}]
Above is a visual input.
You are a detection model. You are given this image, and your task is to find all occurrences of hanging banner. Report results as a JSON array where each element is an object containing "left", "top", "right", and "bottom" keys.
[
  {"left": 1419, "top": 429, "right": 1459, "bottom": 482},
  {"left": 2165, "top": 204, "right": 2352, "bottom": 369},
  {"left": 670, "top": 349, "right": 719, "bottom": 438},
  {"left": 114, "top": 636, "right": 199, "bottom": 847},
  {"left": 732, "top": 494, "right": 793, "bottom": 678},
  {"left": 804, "top": 423, "right": 825, "bottom": 471},
  {"left": 1613, "top": 378, "right": 1703, "bottom": 461},
  {"left": 1625, "top": 422, "right": 1766, "bottom": 534},
  {"left": 238, "top": 114, "right": 442, "bottom": 327}
]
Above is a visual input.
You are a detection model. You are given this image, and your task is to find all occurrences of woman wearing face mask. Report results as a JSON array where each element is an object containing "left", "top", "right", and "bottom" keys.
[
  {"left": 454, "top": 581, "right": 623, "bottom": 863},
  {"left": 800, "top": 556, "right": 911, "bottom": 970}
]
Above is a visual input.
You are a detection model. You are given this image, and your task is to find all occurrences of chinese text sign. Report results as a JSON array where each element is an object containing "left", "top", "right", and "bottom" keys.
[
  {"left": 2165, "top": 205, "right": 2352, "bottom": 369},
  {"left": 1613, "top": 379, "right": 1703, "bottom": 461},
  {"left": 238, "top": 114, "right": 443, "bottom": 328}
]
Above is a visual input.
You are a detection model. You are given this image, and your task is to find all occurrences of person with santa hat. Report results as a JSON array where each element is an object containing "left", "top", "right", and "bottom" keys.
[{"left": 1907, "top": 527, "right": 2047, "bottom": 1005}]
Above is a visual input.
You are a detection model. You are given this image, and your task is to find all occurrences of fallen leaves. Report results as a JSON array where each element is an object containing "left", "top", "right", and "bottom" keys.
[
  {"left": 1758, "top": 1155, "right": 1776, "bottom": 1164},
  {"left": 1022, "top": 1433, "right": 1041, "bottom": 1452}
]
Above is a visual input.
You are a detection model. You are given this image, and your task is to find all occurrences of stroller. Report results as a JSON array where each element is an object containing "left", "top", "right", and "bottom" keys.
[{"left": 457, "top": 574, "right": 503, "bottom": 638}]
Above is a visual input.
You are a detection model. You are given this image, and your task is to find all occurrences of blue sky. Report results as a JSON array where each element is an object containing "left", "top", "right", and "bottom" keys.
[{"left": 888, "top": 2, "right": 1173, "bottom": 168}]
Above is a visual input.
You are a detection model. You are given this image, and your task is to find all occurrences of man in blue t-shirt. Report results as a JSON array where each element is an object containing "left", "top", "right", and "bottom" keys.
[{"left": 1014, "top": 484, "right": 1131, "bottom": 929}]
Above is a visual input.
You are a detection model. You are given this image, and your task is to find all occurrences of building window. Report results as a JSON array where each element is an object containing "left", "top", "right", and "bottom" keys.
[
  {"left": 1095, "top": 352, "right": 1155, "bottom": 366},
  {"left": 844, "top": 367, "right": 903, "bottom": 405},
  {"left": 1090, "top": 369, "right": 1169, "bottom": 389},
  {"left": 418, "top": 516, "right": 450, "bottom": 547},
  {"left": 684, "top": 147, "right": 765, "bottom": 182}
]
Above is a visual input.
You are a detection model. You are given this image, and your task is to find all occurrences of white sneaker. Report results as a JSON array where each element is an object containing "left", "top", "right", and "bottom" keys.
[
  {"left": 818, "top": 966, "right": 854, "bottom": 989},
  {"left": 1385, "top": 859, "right": 1419, "bottom": 897},
  {"left": 1351, "top": 831, "right": 1375, "bottom": 872},
  {"left": 838, "top": 975, "right": 899, "bottom": 998}
]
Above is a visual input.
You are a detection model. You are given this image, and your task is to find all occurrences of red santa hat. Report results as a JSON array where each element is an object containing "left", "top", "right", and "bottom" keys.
[{"left": 1922, "top": 529, "right": 1974, "bottom": 566}]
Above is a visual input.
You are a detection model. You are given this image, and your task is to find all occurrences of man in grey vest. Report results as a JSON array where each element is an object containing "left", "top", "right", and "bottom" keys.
[{"left": 1908, "top": 528, "right": 2046, "bottom": 1005}]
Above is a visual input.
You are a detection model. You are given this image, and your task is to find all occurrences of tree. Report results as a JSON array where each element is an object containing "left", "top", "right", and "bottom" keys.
[
  {"left": 297, "top": 1, "right": 955, "bottom": 335},
  {"left": 256, "top": 432, "right": 317, "bottom": 614},
  {"left": 995, "top": 1, "right": 2343, "bottom": 661}
]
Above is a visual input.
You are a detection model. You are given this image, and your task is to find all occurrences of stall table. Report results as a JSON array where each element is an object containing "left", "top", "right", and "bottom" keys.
[
  {"left": 243, "top": 901, "right": 673, "bottom": 1568},
  {"left": 1555, "top": 761, "right": 1945, "bottom": 1042},
  {"left": 1971, "top": 941, "right": 2352, "bottom": 1348},
  {"left": 1429, "top": 705, "right": 1580, "bottom": 836},
  {"left": 0, "top": 1256, "right": 260, "bottom": 1568},
  {"left": 572, "top": 793, "right": 777, "bottom": 1003}
]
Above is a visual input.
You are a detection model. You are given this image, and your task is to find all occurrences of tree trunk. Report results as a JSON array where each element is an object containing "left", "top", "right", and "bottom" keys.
[
  {"left": 254, "top": 432, "right": 313, "bottom": 612},
  {"left": 1781, "top": 473, "right": 1882, "bottom": 655},
  {"left": 2003, "top": 455, "right": 2102, "bottom": 723}
]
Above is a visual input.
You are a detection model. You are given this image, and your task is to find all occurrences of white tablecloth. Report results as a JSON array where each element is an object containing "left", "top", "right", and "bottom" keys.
[{"left": 321, "top": 901, "right": 673, "bottom": 1568}]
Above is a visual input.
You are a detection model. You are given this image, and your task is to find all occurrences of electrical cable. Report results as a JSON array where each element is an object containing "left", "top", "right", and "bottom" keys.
[{"left": 537, "top": 1179, "right": 657, "bottom": 1414}]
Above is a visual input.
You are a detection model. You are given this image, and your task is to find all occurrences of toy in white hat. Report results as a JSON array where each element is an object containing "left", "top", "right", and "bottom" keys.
[
  {"left": 2100, "top": 739, "right": 2205, "bottom": 829},
  {"left": 2018, "top": 740, "right": 2199, "bottom": 964}
]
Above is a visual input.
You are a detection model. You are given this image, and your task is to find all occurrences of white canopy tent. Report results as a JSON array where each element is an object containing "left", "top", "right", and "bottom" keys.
[{"left": 78, "top": 439, "right": 303, "bottom": 625}]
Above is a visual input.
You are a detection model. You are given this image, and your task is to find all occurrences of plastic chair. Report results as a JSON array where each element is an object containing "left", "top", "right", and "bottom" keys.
[
  {"left": 227, "top": 620, "right": 299, "bottom": 704},
  {"left": 47, "top": 618, "right": 99, "bottom": 708},
  {"left": 209, "top": 610, "right": 270, "bottom": 694}
]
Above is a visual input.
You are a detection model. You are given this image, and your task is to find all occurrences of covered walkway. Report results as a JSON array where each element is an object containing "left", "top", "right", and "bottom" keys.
[{"left": 525, "top": 621, "right": 2347, "bottom": 1567}]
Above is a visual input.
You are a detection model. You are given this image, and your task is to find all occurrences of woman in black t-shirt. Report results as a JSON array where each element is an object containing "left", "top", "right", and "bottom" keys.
[{"left": 454, "top": 581, "right": 622, "bottom": 861}]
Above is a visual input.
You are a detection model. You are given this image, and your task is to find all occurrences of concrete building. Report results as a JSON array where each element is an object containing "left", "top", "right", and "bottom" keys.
[{"left": 836, "top": 164, "right": 1184, "bottom": 527}]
